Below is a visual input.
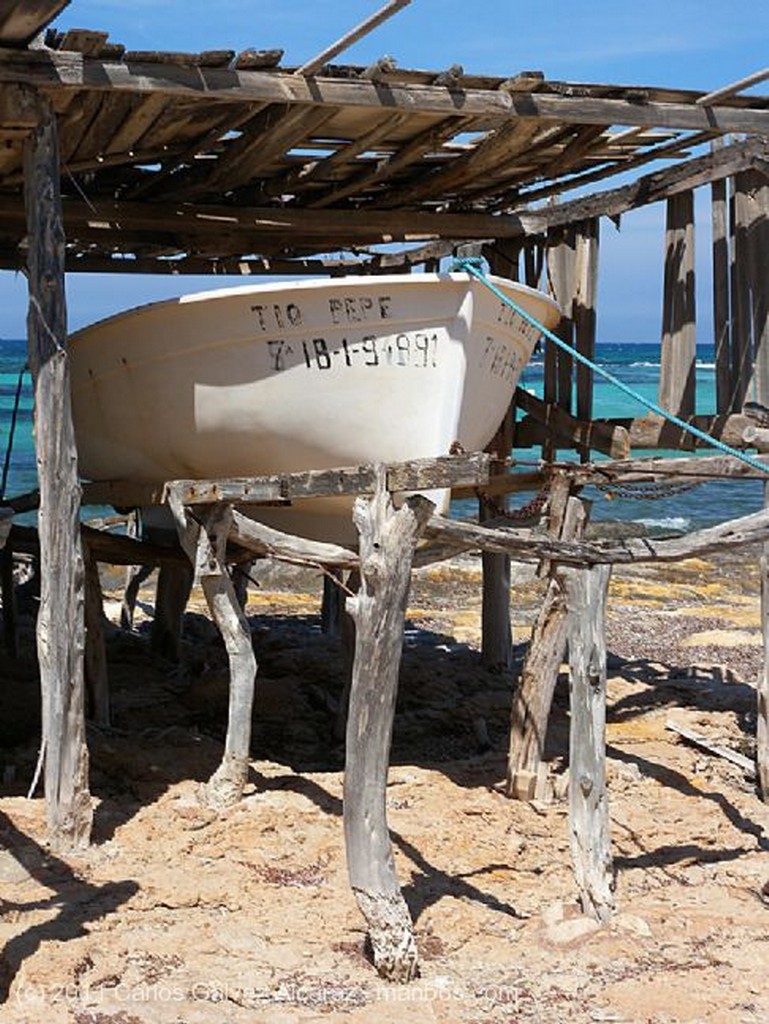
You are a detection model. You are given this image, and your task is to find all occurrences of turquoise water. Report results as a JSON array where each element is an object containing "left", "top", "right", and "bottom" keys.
[{"left": 0, "top": 337, "right": 762, "bottom": 533}]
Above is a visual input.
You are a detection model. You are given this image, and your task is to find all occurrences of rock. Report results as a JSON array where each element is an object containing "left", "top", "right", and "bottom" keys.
[
  {"left": 545, "top": 915, "right": 602, "bottom": 946},
  {"left": 613, "top": 912, "right": 653, "bottom": 938}
]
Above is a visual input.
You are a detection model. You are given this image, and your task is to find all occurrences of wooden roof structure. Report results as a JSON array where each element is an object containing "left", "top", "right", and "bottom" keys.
[{"left": 0, "top": 0, "right": 768, "bottom": 277}]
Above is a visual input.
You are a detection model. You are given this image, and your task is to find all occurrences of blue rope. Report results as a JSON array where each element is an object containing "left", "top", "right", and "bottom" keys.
[{"left": 453, "top": 257, "right": 769, "bottom": 476}]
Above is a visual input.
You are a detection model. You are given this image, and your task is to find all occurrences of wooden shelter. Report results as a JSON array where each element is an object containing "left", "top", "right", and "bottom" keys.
[{"left": 2, "top": 0, "right": 769, "bottom": 982}]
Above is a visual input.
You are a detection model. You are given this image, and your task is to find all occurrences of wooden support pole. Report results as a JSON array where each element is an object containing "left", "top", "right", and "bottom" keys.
[
  {"left": 344, "top": 469, "right": 433, "bottom": 982},
  {"left": 480, "top": 243, "right": 518, "bottom": 672},
  {"left": 659, "top": 190, "right": 697, "bottom": 417},
  {"left": 149, "top": 562, "right": 194, "bottom": 661},
  {"left": 167, "top": 496, "right": 257, "bottom": 809},
  {"left": 711, "top": 148, "right": 732, "bottom": 412},
  {"left": 198, "top": 512, "right": 256, "bottom": 809},
  {"left": 83, "top": 544, "right": 109, "bottom": 727},
  {"left": 574, "top": 219, "right": 599, "bottom": 432},
  {"left": 507, "top": 480, "right": 587, "bottom": 798},
  {"left": 24, "top": 89, "right": 92, "bottom": 852},
  {"left": 563, "top": 561, "right": 615, "bottom": 921},
  {"left": 321, "top": 568, "right": 345, "bottom": 637},
  {"left": 730, "top": 175, "right": 752, "bottom": 410},
  {"left": 744, "top": 170, "right": 769, "bottom": 800}
]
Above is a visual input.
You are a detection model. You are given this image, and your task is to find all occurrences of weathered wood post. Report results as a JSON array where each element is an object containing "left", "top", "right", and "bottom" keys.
[
  {"left": 24, "top": 88, "right": 93, "bottom": 851},
  {"left": 711, "top": 145, "right": 733, "bottom": 413},
  {"left": 659, "top": 190, "right": 697, "bottom": 418},
  {"left": 563, "top": 560, "right": 614, "bottom": 920},
  {"left": 507, "top": 480, "right": 588, "bottom": 799},
  {"left": 738, "top": 168, "right": 769, "bottom": 799},
  {"left": 344, "top": 468, "right": 433, "bottom": 982},
  {"left": 479, "top": 242, "right": 520, "bottom": 671},
  {"left": 167, "top": 495, "right": 257, "bottom": 809}
]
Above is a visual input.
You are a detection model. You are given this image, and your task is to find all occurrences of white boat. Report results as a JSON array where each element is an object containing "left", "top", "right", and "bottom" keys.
[{"left": 70, "top": 272, "right": 560, "bottom": 543}]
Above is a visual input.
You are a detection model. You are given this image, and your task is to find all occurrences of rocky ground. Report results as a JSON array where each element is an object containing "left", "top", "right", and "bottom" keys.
[{"left": 1, "top": 542, "right": 769, "bottom": 1023}]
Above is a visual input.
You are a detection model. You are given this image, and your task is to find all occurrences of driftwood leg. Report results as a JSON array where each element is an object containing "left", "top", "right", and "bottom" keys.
[
  {"left": 507, "top": 488, "right": 587, "bottom": 798},
  {"left": 563, "top": 561, "right": 615, "bottom": 921},
  {"left": 198, "top": 509, "right": 256, "bottom": 809},
  {"left": 121, "top": 563, "right": 153, "bottom": 630},
  {"left": 344, "top": 471, "right": 433, "bottom": 982}
]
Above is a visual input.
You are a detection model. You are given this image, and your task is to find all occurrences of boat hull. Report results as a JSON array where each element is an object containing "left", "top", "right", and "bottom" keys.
[{"left": 70, "top": 273, "right": 559, "bottom": 542}]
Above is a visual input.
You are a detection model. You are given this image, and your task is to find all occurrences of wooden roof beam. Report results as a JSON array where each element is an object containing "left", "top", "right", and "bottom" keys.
[
  {"left": 264, "top": 109, "right": 409, "bottom": 198},
  {"left": 0, "top": 0, "right": 70, "bottom": 45},
  {"left": 373, "top": 117, "right": 544, "bottom": 208},
  {"left": 162, "top": 103, "right": 341, "bottom": 200},
  {"left": 306, "top": 115, "right": 474, "bottom": 208},
  {"left": 2, "top": 50, "right": 769, "bottom": 134}
]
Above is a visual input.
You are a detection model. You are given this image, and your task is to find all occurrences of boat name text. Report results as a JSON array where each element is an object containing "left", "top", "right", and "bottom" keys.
[
  {"left": 496, "top": 302, "right": 544, "bottom": 347},
  {"left": 249, "top": 295, "right": 392, "bottom": 333}
]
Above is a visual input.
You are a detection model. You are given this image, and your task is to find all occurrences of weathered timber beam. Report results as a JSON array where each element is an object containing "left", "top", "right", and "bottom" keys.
[
  {"left": 0, "top": 251, "right": 350, "bottom": 276},
  {"left": 10, "top": 522, "right": 191, "bottom": 567},
  {"left": 165, "top": 103, "right": 343, "bottom": 200},
  {"left": 227, "top": 508, "right": 358, "bottom": 569},
  {"left": 263, "top": 110, "right": 409, "bottom": 198},
  {"left": 0, "top": 193, "right": 539, "bottom": 240},
  {"left": 423, "top": 503, "right": 769, "bottom": 565},
  {"left": 165, "top": 453, "right": 490, "bottom": 506},
  {"left": 306, "top": 114, "right": 475, "bottom": 209},
  {"left": 1, "top": 51, "right": 768, "bottom": 132},
  {"left": 513, "top": 388, "right": 630, "bottom": 459},
  {"left": 0, "top": 1, "right": 70, "bottom": 45},
  {"left": 24, "top": 86, "right": 92, "bottom": 853}
]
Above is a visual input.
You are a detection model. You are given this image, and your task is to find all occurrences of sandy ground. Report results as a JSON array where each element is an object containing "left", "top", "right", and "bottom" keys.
[{"left": 1, "top": 545, "right": 769, "bottom": 1023}]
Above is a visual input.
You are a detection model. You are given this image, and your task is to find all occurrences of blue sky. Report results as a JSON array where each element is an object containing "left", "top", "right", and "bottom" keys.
[{"left": 2, "top": 0, "right": 768, "bottom": 341}]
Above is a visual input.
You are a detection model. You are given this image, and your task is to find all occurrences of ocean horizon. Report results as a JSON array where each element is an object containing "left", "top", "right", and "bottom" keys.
[{"left": 0, "top": 336, "right": 762, "bottom": 536}]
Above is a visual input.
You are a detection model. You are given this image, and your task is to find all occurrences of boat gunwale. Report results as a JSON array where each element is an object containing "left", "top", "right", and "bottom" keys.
[{"left": 67, "top": 272, "right": 560, "bottom": 341}]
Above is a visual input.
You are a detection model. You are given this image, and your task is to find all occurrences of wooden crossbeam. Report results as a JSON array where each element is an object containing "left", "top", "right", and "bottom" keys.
[{"left": 164, "top": 453, "right": 491, "bottom": 506}]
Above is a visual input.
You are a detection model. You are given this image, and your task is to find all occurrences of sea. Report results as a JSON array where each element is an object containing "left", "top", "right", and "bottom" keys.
[{"left": 0, "top": 337, "right": 762, "bottom": 536}]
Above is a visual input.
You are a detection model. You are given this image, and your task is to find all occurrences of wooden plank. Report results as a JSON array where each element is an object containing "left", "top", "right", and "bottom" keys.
[
  {"left": 658, "top": 191, "right": 697, "bottom": 417},
  {"left": 307, "top": 114, "right": 474, "bottom": 209},
  {"left": 423, "top": 501, "right": 769, "bottom": 565},
  {"left": 166, "top": 103, "right": 342, "bottom": 199},
  {"left": 574, "top": 219, "right": 599, "bottom": 429},
  {"left": 666, "top": 719, "right": 756, "bottom": 775},
  {"left": 59, "top": 29, "right": 109, "bottom": 56},
  {"left": 263, "top": 110, "right": 409, "bottom": 198},
  {"left": 375, "top": 117, "right": 543, "bottom": 208},
  {"left": 711, "top": 153, "right": 732, "bottom": 412},
  {"left": 24, "top": 91, "right": 92, "bottom": 853},
  {"left": 167, "top": 454, "right": 490, "bottom": 506},
  {"left": 507, "top": 487, "right": 587, "bottom": 795},
  {"left": 0, "top": 1, "right": 70, "bottom": 45},
  {"left": 744, "top": 169, "right": 769, "bottom": 405},
  {"left": 564, "top": 561, "right": 614, "bottom": 921},
  {"left": 731, "top": 171, "right": 752, "bottom": 410},
  {"left": 344, "top": 471, "right": 430, "bottom": 982},
  {"left": 514, "top": 387, "right": 630, "bottom": 460},
  {"left": 2, "top": 52, "right": 769, "bottom": 134}
]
